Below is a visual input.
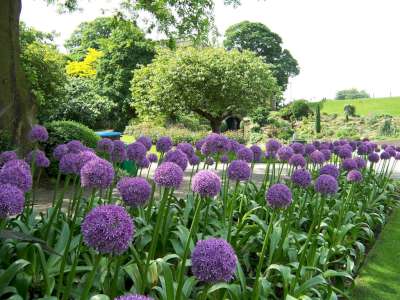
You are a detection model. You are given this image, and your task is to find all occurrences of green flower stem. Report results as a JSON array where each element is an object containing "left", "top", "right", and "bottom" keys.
[
  {"left": 51, "top": 170, "right": 62, "bottom": 207},
  {"left": 175, "top": 194, "right": 203, "bottom": 300},
  {"left": 80, "top": 254, "right": 101, "bottom": 300},
  {"left": 226, "top": 181, "right": 239, "bottom": 243},
  {"left": 110, "top": 255, "right": 122, "bottom": 299},
  {"left": 145, "top": 182, "right": 156, "bottom": 222}
]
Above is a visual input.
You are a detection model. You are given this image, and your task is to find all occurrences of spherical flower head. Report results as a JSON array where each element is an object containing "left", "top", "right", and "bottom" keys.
[
  {"left": 314, "top": 174, "right": 338, "bottom": 195},
  {"left": 164, "top": 149, "right": 188, "bottom": 171},
  {"left": 289, "top": 154, "right": 306, "bottom": 168},
  {"left": 380, "top": 151, "right": 391, "bottom": 160},
  {"left": 265, "top": 151, "right": 277, "bottom": 160},
  {"left": 354, "top": 157, "right": 367, "bottom": 169},
  {"left": 220, "top": 154, "right": 229, "bottom": 164},
  {"left": 305, "top": 144, "right": 317, "bottom": 156},
  {"left": 191, "top": 238, "right": 237, "bottom": 283},
  {"left": 191, "top": 170, "right": 221, "bottom": 198},
  {"left": 309, "top": 150, "right": 325, "bottom": 165},
  {"left": 117, "top": 177, "right": 151, "bottom": 207},
  {"left": 395, "top": 152, "right": 400, "bottom": 160},
  {"left": 319, "top": 164, "right": 339, "bottom": 179},
  {"left": 291, "top": 168, "right": 312, "bottom": 188},
  {"left": 76, "top": 150, "right": 98, "bottom": 172},
  {"left": 97, "top": 138, "right": 114, "bottom": 154},
  {"left": 277, "top": 146, "right": 294, "bottom": 162},
  {"left": 154, "top": 162, "right": 183, "bottom": 188},
  {"left": 347, "top": 170, "right": 363, "bottom": 183},
  {"left": 290, "top": 142, "right": 305, "bottom": 155},
  {"left": 357, "top": 143, "right": 369, "bottom": 155},
  {"left": 136, "top": 136, "right": 152, "bottom": 151},
  {"left": 319, "top": 142, "right": 332, "bottom": 150},
  {"left": 156, "top": 136, "right": 173, "bottom": 153},
  {"left": 127, "top": 142, "right": 147, "bottom": 162},
  {"left": 349, "top": 141, "right": 357, "bottom": 151},
  {"left": 341, "top": 158, "right": 358, "bottom": 171},
  {"left": 195, "top": 139, "right": 205, "bottom": 151},
  {"left": 204, "top": 134, "right": 230, "bottom": 154},
  {"left": 137, "top": 157, "right": 150, "bottom": 169},
  {"left": 0, "top": 160, "right": 32, "bottom": 193},
  {"left": 0, "top": 184, "right": 24, "bottom": 218},
  {"left": 177, "top": 142, "right": 194, "bottom": 158},
  {"left": 28, "top": 125, "right": 48, "bottom": 142},
  {"left": 59, "top": 153, "right": 80, "bottom": 175},
  {"left": 266, "top": 139, "right": 281, "bottom": 152},
  {"left": 82, "top": 204, "right": 134, "bottom": 254},
  {"left": 338, "top": 146, "right": 352, "bottom": 159},
  {"left": 205, "top": 157, "right": 215, "bottom": 166},
  {"left": 321, "top": 149, "right": 332, "bottom": 161},
  {"left": 147, "top": 153, "right": 158, "bottom": 163},
  {"left": 312, "top": 140, "right": 321, "bottom": 149},
  {"left": 53, "top": 144, "right": 69, "bottom": 161},
  {"left": 368, "top": 152, "right": 380, "bottom": 163},
  {"left": 26, "top": 150, "right": 50, "bottom": 168},
  {"left": 66, "top": 140, "right": 85, "bottom": 154},
  {"left": 81, "top": 158, "right": 114, "bottom": 189},
  {"left": 229, "top": 140, "right": 242, "bottom": 153},
  {"left": 387, "top": 148, "right": 397, "bottom": 157},
  {"left": 189, "top": 155, "right": 201, "bottom": 166},
  {"left": 112, "top": 140, "right": 127, "bottom": 163},
  {"left": 266, "top": 183, "right": 292, "bottom": 208},
  {"left": 227, "top": 160, "right": 251, "bottom": 182},
  {"left": 382, "top": 144, "right": 388, "bottom": 149},
  {"left": 236, "top": 147, "right": 254, "bottom": 163},
  {"left": 115, "top": 295, "right": 153, "bottom": 300},
  {"left": 250, "top": 145, "right": 263, "bottom": 162},
  {"left": 0, "top": 151, "right": 17, "bottom": 167}
]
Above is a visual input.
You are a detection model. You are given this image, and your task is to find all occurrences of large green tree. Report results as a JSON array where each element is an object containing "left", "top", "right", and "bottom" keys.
[
  {"left": 132, "top": 47, "right": 280, "bottom": 132},
  {"left": 224, "top": 21, "right": 299, "bottom": 91},
  {"left": 336, "top": 88, "right": 370, "bottom": 100}
]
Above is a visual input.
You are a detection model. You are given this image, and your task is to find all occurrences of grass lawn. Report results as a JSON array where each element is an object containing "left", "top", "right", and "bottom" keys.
[
  {"left": 322, "top": 96, "right": 400, "bottom": 116},
  {"left": 351, "top": 207, "right": 400, "bottom": 300}
]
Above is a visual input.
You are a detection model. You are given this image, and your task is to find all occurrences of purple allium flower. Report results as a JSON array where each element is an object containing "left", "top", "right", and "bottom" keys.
[
  {"left": 164, "top": 149, "right": 188, "bottom": 171},
  {"left": 290, "top": 142, "right": 305, "bottom": 155},
  {"left": 177, "top": 142, "right": 194, "bottom": 158},
  {"left": 291, "top": 168, "right": 312, "bottom": 188},
  {"left": 0, "top": 184, "right": 24, "bottom": 218},
  {"left": 266, "top": 139, "right": 282, "bottom": 152},
  {"left": 205, "top": 134, "right": 230, "bottom": 154},
  {"left": 266, "top": 183, "right": 292, "bottom": 208},
  {"left": 368, "top": 152, "right": 380, "bottom": 163},
  {"left": 191, "top": 170, "right": 221, "bottom": 198},
  {"left": 236, "top": 147, "right": 254, "bottom": 163},
  {"left": 189, "top": 155, "right": 201, "bottom": 166},
  {"left": 0, "top": 151, "right": 17, "bottom": 167},
  {"left": 59, "top": 153, "right": 80, "bottom": 175},
  {"left": 395, "top": 152, "right": 400, "bottom": 160},
  {"left": 26, "top": 150, "right": 50, "bottom": 168},
  {"left": 82, "top": 204, "right": 134, "bottom": 254},
  {"left": 220, "top": 154, "right": 229, "bottom": 164},
  {"left": 305, "top": 144, "right": 317, "bottom": 156},
  {"left": 349, "top": 141, "right": 357, "bottom": 151},
  {"left": 387, "top": 148, "right": 397, "bottom": 157},
  {"left": 289, "top": 154, "right": 306, "bottom": 168},
  {"left": 115, "top": 295, "right": 153, "bottom": 300},
  {"left": 154, "top": 162, "right": 183, "bottom": 188},
  {"left": 277, "top": 146, "right": 294, "bottom": 162},
  {"left": 314, "top": 174, "right": 338, "bottom": 195},
  {"left": 137, "top": 157, "right": 150, "bottom": 169},
  {"left": 341, "top": 158, "right": 358, "bottom": 171},
  {"left": 0, "top": 160, "right": 32, "bottom": 193},
  {"left": 357, "top": 143, "right": 369, "bottom": 155},
  {"left": 28, "top": 125, "right": 48, "bottom": 142},
  {"left": 76, "top": 151, "right": 98, "bottom": 172},
  {"left": 147, "top": 153, "right": 158, "bottom": 163},
  {"left": 117, "top": 177, "right": 151, "bottom": 207},
  {"left": 127, "top": 142, "right": 147, "bottom": 162},
  {"left": 250, "top": 145, "right": 263, "bottom": 162},
  {"left": 347, "top": 170, "right": 363, "bottom": 183},
  {"left": 309, "top": 150, "right": 325, "bottom": 164},
  {"left": 81, "top": 158, "right": 114, "bottom": 189},
  {"left": 97, "top": 138, "right": 114, "bottom": 154},
  {"left": 156, "top": 136, "right": 173, "bottom": 153},
  {"left": 382, "top": 144, "right": 388, "bottom": 149},
  {"left": 66, "top": 140, "right": 85, "bottom": 154},
  {"left": 112, "top": 140, "right": 127, "bottom": 163},
  {"left": 195, "top": 139, "right": 205, "bottom": 151},
  {"left": 319, "top": 164, "right": 339, "bottom": 179},
  {"left": 319, "top": 142, "right": 331, "bottom": 150},
  {"left": 191, "top": 238, "right": 237, "bottom": 283},
  {"left": 229, "top": 140, "right": 242, "bottom": 153},
  {"left": 313, "top": 140, "right": 321, "bottom": 149},
  {"left": 354, "top": 157, "right": 367, "bottom": 169},
  {"left": 265, "top": 151, "right": 276, "bottom": 160},
  {"left": 136, "top": 136, "right": 152, "bottom": 151},
  {"left": 338, "top": 146, "right": 353, "bottom": 159},
  {"left": 321, "top": 149, "right": 332, "bottom": 161},
  {"left": 227, "top": 160, "right": 251, "bottom": 182},
  {"left": 205, "top": 157, "right": 215, "bottom": 166},
  {"left": 380, "top": 151, "right": 391, "bottom": 160},
  {"left": 53, "top": 144, "right": 69, "bottom": 161}
]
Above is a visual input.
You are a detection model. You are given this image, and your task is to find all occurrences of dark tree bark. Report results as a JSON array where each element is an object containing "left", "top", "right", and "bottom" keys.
[
  {"left": 0, "top": 0, "right": 35, "bottom": 149},
  {"left": 210, "top": 118, "right": 222, "bottom": 133}
]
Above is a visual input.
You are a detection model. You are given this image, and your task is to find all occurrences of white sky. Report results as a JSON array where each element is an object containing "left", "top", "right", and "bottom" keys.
[{"left": 21, "top": 0, "right": 400, "bottom": 101}]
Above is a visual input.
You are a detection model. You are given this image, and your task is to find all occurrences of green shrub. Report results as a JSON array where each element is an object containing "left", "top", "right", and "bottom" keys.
[
  {"left": 380, "top": 117, "right": 397, "bottom": 136},
  {"left": 291, "top": 100, "right": 313, "bottom": 120},
  {"left": 0, "top": 130, "right": 13, "bottom": 152},
  {"left": 250, "top": 106, "right": 270, "bottom": 126},
  {"left": 224, "top": 130, "right": 248, "bottom": 144},
  {"left": 315, "top": 104, "right": 321, "bottom": 133}
]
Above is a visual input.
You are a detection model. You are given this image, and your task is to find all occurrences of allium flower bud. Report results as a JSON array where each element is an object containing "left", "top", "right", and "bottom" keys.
[{"left": 28, "top": 125, "right": 48, "bottom": 142}]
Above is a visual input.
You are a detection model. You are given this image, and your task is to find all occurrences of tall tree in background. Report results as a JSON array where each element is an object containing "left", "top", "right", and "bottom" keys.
[{"left": 224, "top": 21, "right": 299, "bottom": 92}]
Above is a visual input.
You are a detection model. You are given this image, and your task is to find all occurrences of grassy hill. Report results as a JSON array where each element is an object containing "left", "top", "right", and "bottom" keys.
[{"left": 321, "top": 97, "right": 400, "bottom": 116}]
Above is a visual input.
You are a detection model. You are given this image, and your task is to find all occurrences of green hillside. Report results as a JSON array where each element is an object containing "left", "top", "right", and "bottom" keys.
[{"left": 321, "top": 97, "right": 400, "bottom": 116}]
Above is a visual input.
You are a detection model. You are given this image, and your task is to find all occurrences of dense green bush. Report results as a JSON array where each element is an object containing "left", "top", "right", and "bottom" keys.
[
  {"left": 380, "top": 117, "right": 397, "bottom": 136},
  {"left": 336, "top": 88, "right": 370, "bottom": 100},
  {"left": 250, "top": 106, "right": 270, "bottom": 126}
]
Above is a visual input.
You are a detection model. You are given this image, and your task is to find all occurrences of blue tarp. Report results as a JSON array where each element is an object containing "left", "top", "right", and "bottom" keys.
[{"left": 95, "top": 131, "right": 122, "bottom": 138}]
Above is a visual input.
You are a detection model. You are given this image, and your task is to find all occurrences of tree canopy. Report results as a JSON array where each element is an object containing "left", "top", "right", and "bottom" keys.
[
  {"left": 132, "top": 47, "right": 280, "bottom": 132},
  {"left": 224, "top": 21, "right": 299, "bottom": 90},
  {"left": 336, "top": 88, "right": 370, "bottom": 100}
]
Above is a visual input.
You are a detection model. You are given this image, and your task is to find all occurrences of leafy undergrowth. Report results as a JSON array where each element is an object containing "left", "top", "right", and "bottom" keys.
[{"left": 352, "top": 207, "right": 400, "bottom": 300}]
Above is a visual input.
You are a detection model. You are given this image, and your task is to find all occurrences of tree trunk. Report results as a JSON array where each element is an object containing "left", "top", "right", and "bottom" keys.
[
  {"left": 0, "top": 0, "right": 35, "bottom": 149},
  {"left": 209, "top": 118, "right": 222, "bottom": 133}
]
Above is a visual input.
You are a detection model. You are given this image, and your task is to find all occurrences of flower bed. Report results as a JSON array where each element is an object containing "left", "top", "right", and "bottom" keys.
[{"left": 0, "top": 128, "right": 398, "bottom": 299}]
